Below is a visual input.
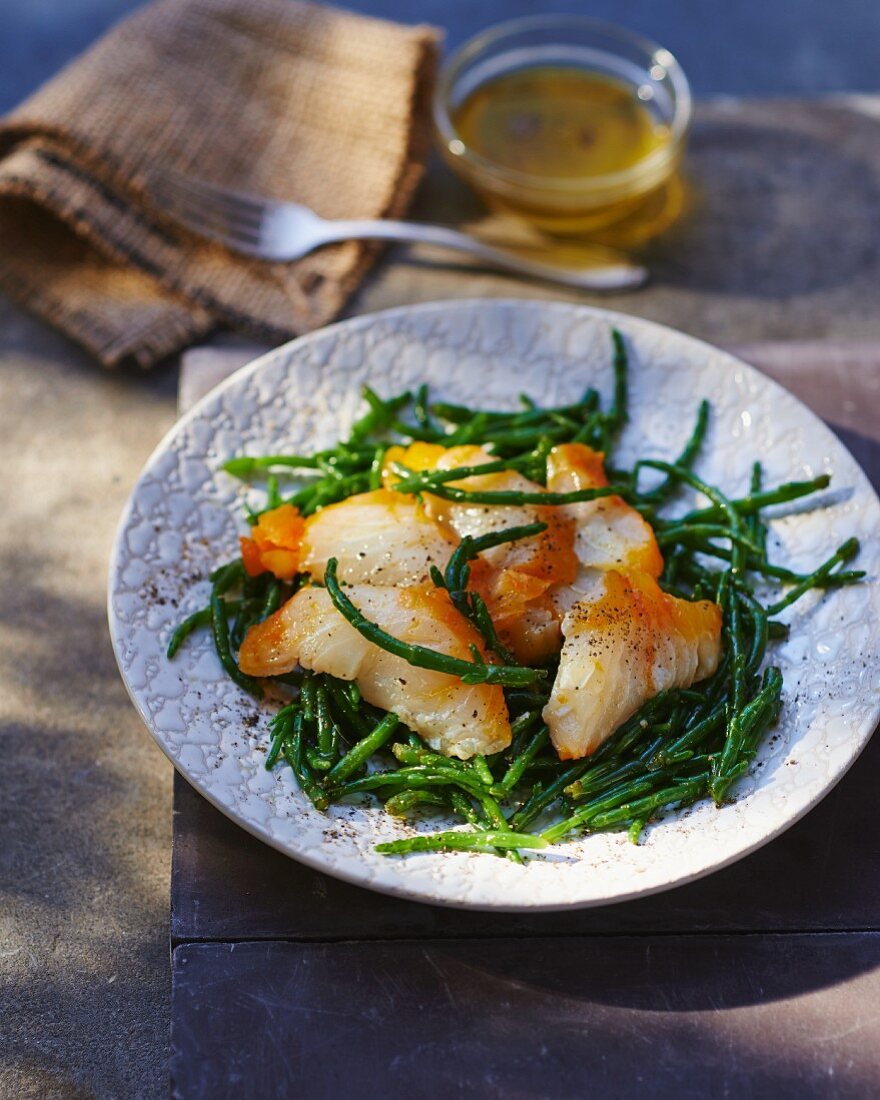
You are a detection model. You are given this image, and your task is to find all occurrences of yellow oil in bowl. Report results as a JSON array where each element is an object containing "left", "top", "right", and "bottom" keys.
[
  {"left": 453, "top": 67, "right": 669, "bottom": 182},
  {"left": 435, "top": 18, "right": 692, "bottom": 241}
]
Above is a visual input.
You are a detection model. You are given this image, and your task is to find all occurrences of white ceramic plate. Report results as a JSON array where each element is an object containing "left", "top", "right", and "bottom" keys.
[{"left": 109, "top": 300, "right": 880, "bottom": 910}]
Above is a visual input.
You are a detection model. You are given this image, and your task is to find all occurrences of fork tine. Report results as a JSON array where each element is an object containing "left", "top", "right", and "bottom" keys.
[
  {"left": 154, "top": 177, "right": 266, "bottom": 237},
  {"left": 155, "top": 182, "right": 269, "bottom": 252},
  {"left": 156, "top": 175, "right": 266, "bottom": 231},
  {"left": 176, "top": 216, "right": 267, "bottom": 258},
  {"left": 165, "top": 174, "right": 271, "bottom": 221}
]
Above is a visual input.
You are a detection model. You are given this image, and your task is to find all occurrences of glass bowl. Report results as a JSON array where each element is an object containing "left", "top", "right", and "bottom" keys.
[{"left": 434, "top": 15, "right": 692, "bottom": 237}]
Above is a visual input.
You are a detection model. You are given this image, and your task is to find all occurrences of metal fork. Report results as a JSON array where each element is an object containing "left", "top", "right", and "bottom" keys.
[{"left": 152, "top": 174, "right": 648, "bottom": 292}]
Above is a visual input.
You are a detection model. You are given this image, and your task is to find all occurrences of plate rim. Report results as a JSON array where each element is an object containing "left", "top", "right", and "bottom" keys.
[{"left": 108, "top": 297, "right": 880, "bottom": 911}]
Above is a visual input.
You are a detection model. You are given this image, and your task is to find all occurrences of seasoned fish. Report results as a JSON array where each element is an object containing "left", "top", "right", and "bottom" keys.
[
  {"left": 299, "top": 489, "right": 456, "bottom": 586},
  {"left": 242, "top": 490, "right": 457, "bottom": 586},
  {"left": 546, "top": 443, "right": 663, "bottom": 582},
  {"left": 239, "top": 583, "right": 511, "bottom": 758},
  {"left": 384, "top": 442, "right": 577, "bottom": 663},
  {"left": 543, "top": 569, "right": 722, "bottom": 759}
]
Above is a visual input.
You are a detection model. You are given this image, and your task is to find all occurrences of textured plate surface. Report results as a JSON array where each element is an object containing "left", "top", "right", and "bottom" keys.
[{"left": 109, "top": 300, "right": 880, "bottom": 910}]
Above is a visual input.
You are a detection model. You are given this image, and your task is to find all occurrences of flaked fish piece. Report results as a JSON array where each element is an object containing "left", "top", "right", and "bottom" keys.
[
  {"left": 543, "top": 569, "right": 722, "bottom": 760},
  {"left": 239, "top": 583, "right": 511, "bottom": 759},
  {"left": 546, "top": 443, "right": 663, "bottom": 582},
  {"left": 298, "top": 489, "right": 456, "bottom": 586},
  {"left": 383, "top": 442, "right": 574, "bottom": 572},
  {"left": 384, "top": 442, "right": 577, "bottom": 663},
  {"left": 242, "top": 490, "right": 457, "bottom": 586}
]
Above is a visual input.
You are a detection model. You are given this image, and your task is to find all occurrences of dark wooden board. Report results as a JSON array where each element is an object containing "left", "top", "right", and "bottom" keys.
[{"left": 171, "top": 934, "right": 880, "bottom": 1099}]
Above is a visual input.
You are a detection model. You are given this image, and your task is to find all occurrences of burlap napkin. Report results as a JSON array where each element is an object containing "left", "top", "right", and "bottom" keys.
[{"left": 0, "top": 0, "right": 439, "bottom": 367}]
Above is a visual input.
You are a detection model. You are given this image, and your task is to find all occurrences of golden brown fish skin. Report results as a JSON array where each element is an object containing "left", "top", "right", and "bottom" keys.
[
  {"left": 241, "top": 490, "right": 457, "bottom": 586},
  {"left": 239, "top": 583, "right": 512, "bottom": 759},
  {"left": 543, "top": 569, "right": 722, "bottom": 760},
  {"left": 546, "top": 443, "right": 664, "bottom": 579}
]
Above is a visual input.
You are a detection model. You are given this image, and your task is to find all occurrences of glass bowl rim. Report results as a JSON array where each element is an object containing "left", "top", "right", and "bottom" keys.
[{"left": 433, "top": 14, "right": 693, "bottom": 195}]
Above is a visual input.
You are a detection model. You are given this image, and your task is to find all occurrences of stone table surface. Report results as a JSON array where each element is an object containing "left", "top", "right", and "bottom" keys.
[{"left": 2, "top": 92, "right": 880, "bottom": 1098}]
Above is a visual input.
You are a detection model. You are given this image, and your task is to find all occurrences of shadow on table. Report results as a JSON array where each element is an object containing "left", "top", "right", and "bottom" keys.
[
  {"left": 651, "top": 117, "right": 880, "bottom": 299},
  {"left": 829, "top": 422, "right": 880, "bottom": 481},
  {"left": 0, "top": 544, "right": 171, "bottom": 1095},
  {"left": 445, "top": 930, "right": 880, "bottom": 1011},
  {"left": 172, "top": 932, "right": 880, "bottom": 1098},
  {"left": 0, "top": 548, "right": 139, "bottom": 910}
]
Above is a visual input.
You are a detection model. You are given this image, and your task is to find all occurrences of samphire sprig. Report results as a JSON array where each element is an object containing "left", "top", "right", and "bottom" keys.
[
  {"left": 168, "top": 330, "right": 864, "bottom": 858},
  {"left": 323, "top": 557, "right": 544, "bottom": 688}
]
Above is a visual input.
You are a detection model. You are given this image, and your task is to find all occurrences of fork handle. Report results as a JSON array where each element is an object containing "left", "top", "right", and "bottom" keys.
[{"left": 323, "top": 219, "right": 647, "bottom": 292}]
